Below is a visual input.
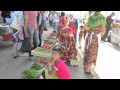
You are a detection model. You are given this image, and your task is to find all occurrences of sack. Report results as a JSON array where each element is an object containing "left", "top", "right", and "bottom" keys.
[
  {"left": 10, "top": 12, "right": 22, "bottom": 31},
  {"left": 20, "top": 38, "right": 31, "bottom": 52}
]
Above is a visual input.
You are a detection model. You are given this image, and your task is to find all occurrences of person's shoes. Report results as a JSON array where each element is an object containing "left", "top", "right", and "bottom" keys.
[
  {"left": 13, "top": 55, "right": 19, "bottom": 58},
  {"left": 29, "top": 56, "right": 35, "bottom": 61},
  {"left": 66, "top": 59, "right": 70, "bottom": 66}
]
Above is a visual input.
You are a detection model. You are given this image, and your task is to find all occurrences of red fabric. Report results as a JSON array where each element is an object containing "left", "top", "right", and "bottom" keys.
[
  {"left": 59, "top": 16, "right": 67, "bottom": 28},
  {"left": 69, "top": 21, "right": 77, "bottom": 35},
  {"left": 2, "top": 33, "right": 13, "bottom": 41},
  {"left": 61, "top": 27, "right": 71, "bottom": 33},
  {"left": 59, "top": 35, "right": 77, "bottom": 59},
  {"left": 55, "top": 59, "right": 71, "bottom": 79}
]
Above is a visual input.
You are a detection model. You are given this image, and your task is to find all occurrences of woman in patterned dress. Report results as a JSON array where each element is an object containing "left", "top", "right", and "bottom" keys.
[
  {"left": 83, "top": 11, "right": 106, "bottom": 74},
  {"left": 58, "top": 26, "right": 78, "bottom": 65},
  {"left": 58, "top": 12, "right": 67, "bottom": 39}
]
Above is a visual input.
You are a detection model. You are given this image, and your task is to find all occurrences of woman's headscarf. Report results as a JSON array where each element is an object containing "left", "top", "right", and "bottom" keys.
[{"left": 85, "top": 11, "right": 106, "bottom": 30}]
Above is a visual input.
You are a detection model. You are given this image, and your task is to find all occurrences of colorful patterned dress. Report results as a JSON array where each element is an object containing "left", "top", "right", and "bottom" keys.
[
  {"left": 83, "top": 12, "right": 106, "bottom": 73},
  {"left": 59, "top": 34, "right": 77, "bottom": 62},
  {"left": 58, "top": 16, "right": 67, "bottom": 38}
]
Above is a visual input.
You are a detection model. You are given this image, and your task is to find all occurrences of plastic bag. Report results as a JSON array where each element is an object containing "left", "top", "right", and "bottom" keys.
[{"left": 20, "top": 38, "right": 31, "bottom": 52}]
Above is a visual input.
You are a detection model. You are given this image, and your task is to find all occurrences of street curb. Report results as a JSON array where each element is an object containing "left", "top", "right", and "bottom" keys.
[{"left": 77, "top": 48, "right": 100, "bottom": 79}]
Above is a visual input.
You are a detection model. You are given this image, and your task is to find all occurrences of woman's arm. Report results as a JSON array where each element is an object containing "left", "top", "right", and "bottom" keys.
[
  {"left": 101, "top": 24, "right": 106, "bottom": 36},
  {"left": 48, "top": 65, "right": 57, "bottom": 75},
  {"left": 84, "top": 23, "right": 89, "bottom": 31}
]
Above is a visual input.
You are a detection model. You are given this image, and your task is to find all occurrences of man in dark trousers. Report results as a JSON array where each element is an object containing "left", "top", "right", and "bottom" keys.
[{"left": 101, "top": 12, "right": 115, "bottom": 42}]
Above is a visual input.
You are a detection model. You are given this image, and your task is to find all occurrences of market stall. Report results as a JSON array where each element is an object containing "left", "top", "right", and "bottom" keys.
[
  {"left": 0, "top": 17, "right": 13, "bottom": 44},
  {"left": 23, "top": 31, "right": 58, "bottom": 79},
  {"left": 32, "top": 32, "right": 57, "bottom": 68},
  {"left": 110, "top": 23, "right": 120, "bottom": 46},
  {"left": 0, "top": 16, "right": 13, "bottom": 45}
]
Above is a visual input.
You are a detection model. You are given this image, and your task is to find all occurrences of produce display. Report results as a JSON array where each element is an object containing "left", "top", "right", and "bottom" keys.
[
  {"left": 46, "top": 31, "right": 57, "bottom": 40},
  {"left": 0, "top": 25, "right": 10, "bottom": 34},
  {"left": 23, "top": 64, "right": 43, "bottom": 79},
  {"left": 47, "top": 38, "right": 57, "bottom": 43},
  {"left": 31, "top": 47, "right": 52, "bottom": 57},
  {"left": 50, "top": 31, "right": 57, "bottom": 38},
  {"left": 23, "top": 69, "right": 38, "bottom": 79},
  {"left": 41, "top": 44, "right": 53, "bottom": 50},
  {"left": 31, "top": 64, "right": 43, "bottom": 70},
  {"left": 44, "top": 40, "right": 56, "bottom": 46},
  {"left": 35, "top": 47, "right": 52, "bottom": 54}
]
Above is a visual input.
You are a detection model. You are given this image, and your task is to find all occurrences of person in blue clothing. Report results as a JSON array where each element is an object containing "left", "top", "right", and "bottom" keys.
[{"left": 11, "top": 11, "right": 24, "bottom": 58}]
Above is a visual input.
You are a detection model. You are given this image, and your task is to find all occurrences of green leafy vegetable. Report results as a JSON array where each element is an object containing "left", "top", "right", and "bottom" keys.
[
  {"left": 23, "top": 69, "right": 38, "bottom": 79},
  {"left": 31, "top": 64, "right": 42, "bottom": 70},
  {"left": 35, "top": 48, "right": 52, "bottom": 54}
]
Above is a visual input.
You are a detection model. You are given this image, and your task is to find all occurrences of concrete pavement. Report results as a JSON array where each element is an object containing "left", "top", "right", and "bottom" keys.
[{"left": 94, "top": 42, "right": 120, "bottom": 79}]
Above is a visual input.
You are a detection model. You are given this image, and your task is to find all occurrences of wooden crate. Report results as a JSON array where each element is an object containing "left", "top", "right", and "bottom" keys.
[
  {"left": 48, "top": 38, "right": 57, "bottom": 43},
  {"left": 112, "top": 24, "right": 120, "bottom": 28},
  {"left": 44, "top": 40, "right": 56, "bottom": 46},
  {"left": 31, "top": 47, "right": 52, "bottom": 57},
  {"left": 34, "top": 56, "right": 51, "bottom": 64}
]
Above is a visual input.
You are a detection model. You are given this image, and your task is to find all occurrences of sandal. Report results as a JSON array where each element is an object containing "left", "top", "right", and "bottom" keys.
[{"left": 13, "top": 55, "right": 19, "bottom": 58}]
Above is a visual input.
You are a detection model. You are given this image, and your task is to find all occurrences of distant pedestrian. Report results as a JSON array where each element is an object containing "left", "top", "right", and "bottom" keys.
[
  {"left": 49, "top": 12, "right": 53, "bottom": 27},
  {"left": 78, "top": 25, "right": 84, "bottom": 49},
  {"left": 101, "top": 12, "right": 115, "bottom": 42},
  {"left": 58, "top": 12, "right": 67, "bottom": 38},
  {"left": 52, "top": 12, "right": 59, "bottom": 31},
  {"left": 69, "top": 14, "right": 77, "bottom": 43}
]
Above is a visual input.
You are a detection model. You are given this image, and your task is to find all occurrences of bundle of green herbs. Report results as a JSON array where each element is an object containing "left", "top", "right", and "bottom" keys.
[{"left": 23, "top": 64, "right": 43, "bottom": 79}]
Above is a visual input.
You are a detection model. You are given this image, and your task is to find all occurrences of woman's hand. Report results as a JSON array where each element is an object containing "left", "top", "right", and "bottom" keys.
[
  {"left": 25, "top": 31, "right": 29, "bottom": 38},
  {"left": 101, "top": 25, "right": 106, "bottom": 37}
]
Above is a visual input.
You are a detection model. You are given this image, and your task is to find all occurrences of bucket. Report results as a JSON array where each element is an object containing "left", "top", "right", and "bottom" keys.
[{"left": 5, "top": 18, "right": 12, "bottom": 24}]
